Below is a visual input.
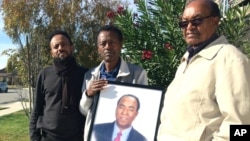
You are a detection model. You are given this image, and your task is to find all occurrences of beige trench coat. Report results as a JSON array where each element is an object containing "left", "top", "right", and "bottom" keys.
[{"left": 158, "top": 35, "right": 250, "bottom": 141}]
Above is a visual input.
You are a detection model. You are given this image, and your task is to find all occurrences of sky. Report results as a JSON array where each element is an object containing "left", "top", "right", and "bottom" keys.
[
  {"left": 0, "top": 0, "right": 136, "bottom": 70},
  {"left": 0, "top": 14, "right": 17, "bottom": 70}
]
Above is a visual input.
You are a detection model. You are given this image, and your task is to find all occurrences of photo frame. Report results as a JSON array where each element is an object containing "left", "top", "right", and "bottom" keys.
[{"left": 88, "top": 81, "right": 165, "bottom": 141}]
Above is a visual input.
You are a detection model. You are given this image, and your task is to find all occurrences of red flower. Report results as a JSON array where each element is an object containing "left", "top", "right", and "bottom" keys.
[
  {"left": 142, "top": 50, "right": 153, "bottom": 60},
  {"left": 117, "top": 6, "right": 124, "bottom": 15},
  {"left": 164, "top": 43, "right": 173, "bottom": 50},
  {"left": 107, "top": 11, "right": 116, "bottom": 18}
]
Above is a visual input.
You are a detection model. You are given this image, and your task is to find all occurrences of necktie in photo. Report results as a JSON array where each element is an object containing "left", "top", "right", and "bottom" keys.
[{"left": 114, "top": 131, "right": 122, "bottom": 141}]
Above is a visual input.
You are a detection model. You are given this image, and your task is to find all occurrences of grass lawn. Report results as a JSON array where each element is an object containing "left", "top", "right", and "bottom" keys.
[{"left": 0, "top": 110, "right": 29, "bottom": 141}]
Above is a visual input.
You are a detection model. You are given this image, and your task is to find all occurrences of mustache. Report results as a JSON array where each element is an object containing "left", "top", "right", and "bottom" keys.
[{"left": 186, "top": 32, "right": 199, "bottom": 35}]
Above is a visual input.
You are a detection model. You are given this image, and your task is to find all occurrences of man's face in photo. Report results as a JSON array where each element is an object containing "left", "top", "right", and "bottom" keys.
[{"left": 115, "top": 96, "right": 138, "bottom": 130}]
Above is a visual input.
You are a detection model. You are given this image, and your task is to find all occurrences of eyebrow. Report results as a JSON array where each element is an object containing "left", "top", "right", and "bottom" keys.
[
  {"left": 181, "top": 14, "right": 203, "bottom": 20},
  {"left": 119, "top": 103, "right": 136, "bottom": 109}
]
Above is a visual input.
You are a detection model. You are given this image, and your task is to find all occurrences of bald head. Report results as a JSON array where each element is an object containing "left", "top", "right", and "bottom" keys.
[{"left": 186, "top": 0, "right": 221, "bottom": 18}]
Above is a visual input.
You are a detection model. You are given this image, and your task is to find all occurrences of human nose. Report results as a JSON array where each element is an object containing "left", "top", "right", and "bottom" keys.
[
  {"left": 186, "top": 22, "right": 194, "bottom": 30},
  {"left": 104, "top": 42, "right": 113, "bottom": 49},
  {"left": 104, "top": 43, "right": 110, "bottom": 49},
  {"left": 58, "top": 45, "right": 64, "bottom": 50},
  {"left": 121, "top": 108, "right": 128, "bottom": 114}
]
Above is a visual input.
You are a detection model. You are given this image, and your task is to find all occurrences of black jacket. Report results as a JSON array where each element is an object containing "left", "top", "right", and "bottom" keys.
[{"left": 29, "top": 64, "right": 88, "bottom": 141}]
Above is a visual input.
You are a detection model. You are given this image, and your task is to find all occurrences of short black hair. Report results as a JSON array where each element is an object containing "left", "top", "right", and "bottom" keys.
[
  {"left": 97, "top": 25, "right": 123, "bottom": 42},
  {"left": 48, "top": 30, "right": 73, "bottom": 45},
  {"left": 117, "top": 94, "right": 140, "bottom": 111},
  {"left": 186, "top": 0, "right": 221, "bottom": 18}
]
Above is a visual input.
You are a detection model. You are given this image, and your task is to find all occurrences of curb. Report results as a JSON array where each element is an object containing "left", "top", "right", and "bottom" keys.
[{"left": 0, "top": 101, "right": 30, "bottom": 116}]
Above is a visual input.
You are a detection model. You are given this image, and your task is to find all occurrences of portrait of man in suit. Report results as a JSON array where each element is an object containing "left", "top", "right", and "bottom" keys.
[{"left": 92, "top": 94, "right": 147, "bottom": 141}]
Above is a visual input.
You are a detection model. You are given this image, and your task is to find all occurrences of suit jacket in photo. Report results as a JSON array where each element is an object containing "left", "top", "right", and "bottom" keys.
[{"left": 93, "top": 121, "right": 147, "bottom": 141}]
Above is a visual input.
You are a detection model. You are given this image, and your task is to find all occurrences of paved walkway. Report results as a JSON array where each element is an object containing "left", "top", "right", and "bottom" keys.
[{"left": 0, "top": 101, "right": 29, "bottom": 116}]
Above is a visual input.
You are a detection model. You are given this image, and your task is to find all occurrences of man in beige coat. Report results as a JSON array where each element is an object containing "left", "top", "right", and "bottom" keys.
[{"left": 157, "top": 0, "right": 250, "bottom": 141}]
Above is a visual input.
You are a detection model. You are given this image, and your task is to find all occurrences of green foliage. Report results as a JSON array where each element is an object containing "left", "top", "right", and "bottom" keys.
[
  {"left": 114, "top": 0, "right": 187, "bottom": 87},
  {"left": 1, "top": 0, "right": 126, "bottom": 86},
  {"left": 0, "top": 110, "right": 29, "bottom": 141},
  {"left": 113, "top": 0, "right": 250, "bottom": 87},
  {"left": 218, "top": 5, "right": 250, "bottom": 56},
  {"left": 1, "top": 0, "right": 249, "bottom": 88}
]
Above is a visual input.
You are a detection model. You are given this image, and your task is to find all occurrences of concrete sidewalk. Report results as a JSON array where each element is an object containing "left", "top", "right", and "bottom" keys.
[{"left": 0, "top": 101, "right": 29, "bottom": 116}]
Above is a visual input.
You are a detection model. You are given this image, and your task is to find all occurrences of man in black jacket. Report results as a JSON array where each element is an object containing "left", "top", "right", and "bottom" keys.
[{"left": 29, "top": 30, "right": 88, "bottom": 141}]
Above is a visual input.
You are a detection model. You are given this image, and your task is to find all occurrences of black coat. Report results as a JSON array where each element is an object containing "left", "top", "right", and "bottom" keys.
[{"left": 29, "top": 64, "right": 88, "bottom": 141}]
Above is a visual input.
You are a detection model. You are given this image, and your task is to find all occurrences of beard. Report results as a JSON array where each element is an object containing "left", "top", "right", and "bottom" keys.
[{"left": 53, "top": 55, "right": 73, "bottom": 62}]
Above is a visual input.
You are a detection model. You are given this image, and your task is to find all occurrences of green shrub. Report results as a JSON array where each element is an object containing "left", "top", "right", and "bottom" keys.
[{"left": 109, "top": 0, "right": 250, "bottom": 87}]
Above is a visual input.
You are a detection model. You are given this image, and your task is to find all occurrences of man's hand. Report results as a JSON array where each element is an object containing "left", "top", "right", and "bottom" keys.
[{"left": 86, "top": 79, "right": 108, "bottom": 97}]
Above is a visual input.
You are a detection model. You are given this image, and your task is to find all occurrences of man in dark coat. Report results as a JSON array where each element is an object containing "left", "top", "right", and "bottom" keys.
[{"left": 29, "top": 30, "right": 88, "bottom": 141}]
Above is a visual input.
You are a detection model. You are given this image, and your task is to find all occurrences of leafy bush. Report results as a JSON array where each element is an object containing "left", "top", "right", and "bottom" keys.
[
  {"left": 108, "top": 0, "right": 250, "bottom": 87},
  {"left": 114, "top": 0, "right": 186, "bottom": 87},
  {"left": 218, "top": 5, "right": 250, "bottom": 56}
]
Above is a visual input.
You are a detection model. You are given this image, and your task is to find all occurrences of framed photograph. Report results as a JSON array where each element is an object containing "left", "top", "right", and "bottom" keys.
[{"left": 88, "top": 81, "right": 165, "bottom": 141}]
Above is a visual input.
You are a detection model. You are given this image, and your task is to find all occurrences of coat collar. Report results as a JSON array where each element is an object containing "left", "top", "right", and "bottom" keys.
[
  {"left": 91, "top": 58, "right": 130, "bottom": 78},
  {"left": 181, "top": 35, "right": 228, "bottom": 63}
]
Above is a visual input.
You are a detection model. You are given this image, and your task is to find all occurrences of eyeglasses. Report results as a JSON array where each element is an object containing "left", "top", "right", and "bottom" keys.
[{"left": 178, "top": 15, "right": 213, "bottom": 29}]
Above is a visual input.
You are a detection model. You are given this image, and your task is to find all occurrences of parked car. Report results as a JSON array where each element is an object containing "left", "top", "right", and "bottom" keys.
[{"left": 0, "top": 81, "right": 8, "bottom": 93}]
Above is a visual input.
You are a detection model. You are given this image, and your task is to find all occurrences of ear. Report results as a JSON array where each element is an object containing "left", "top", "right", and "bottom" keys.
[
  {"left": 135, "top": 111, "right": 139, "bottom": 117},
  {"left": 50, "top": 48, "right": 53, "bottom": 57},
  {"left": 97, "top": 45, "right": 102, "bottom": 52},
  {"left": 212, "top": 16, "right": 220, "bottom": 26}
]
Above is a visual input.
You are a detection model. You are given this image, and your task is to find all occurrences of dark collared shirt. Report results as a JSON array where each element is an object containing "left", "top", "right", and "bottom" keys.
[
  {"left": 187, "top": 34, "right": 219, "bottom": 63},
  {"left": 100, "top": 58, "right": 121, "bottom": 81}
]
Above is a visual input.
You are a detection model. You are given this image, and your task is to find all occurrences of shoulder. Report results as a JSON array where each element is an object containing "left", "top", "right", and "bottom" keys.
[
  {"left": 73, "top": 65, "right": 89, "bottom": 75},
  {"left": 38, "top": 65, "right": 53, "bottom": 75},
  {"left": 217, "top": 44, "right": 249, "bottom": 65},
  {"left": 206, "top": 36, "right": 249, "bottom": 63},
  {"left": 126, "top": 62, "right": 145, "bottom": 71},
  {"left": 129, "top": 128, "right": 147, "bottom": 141},
  {"left": 87, "top": 66, "right": 98, "bottom": 73},
  {"left": 94, "top": 122, "right": 113, "bottom": 129},
  {"left": 76, "top": 64, "right": 88, "bottom": 71},
  {"left": 221, "top": 44, "right": 247, "bottom": 57},
  {"left": 214, "top": 36, "right": 247, "bottom": 58},
  {"left": 35, "top": 66, "right": 55, "bottom": 82},
  {"left": 93, "top": 122, "right": 114, "bottom": 133},
  {"left": 83, "top": 66, "right": 98, "bottom": 78}
]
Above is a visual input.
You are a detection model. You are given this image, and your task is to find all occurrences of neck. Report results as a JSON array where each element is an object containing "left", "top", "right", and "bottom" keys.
[
  {"left": 191, "top": 33, "right": 219, "bottom": 48},
  {"left": 104, "top": 62, "right": 116, "bottom": 72},
  {"left": 104, "top": 58, "right": 120, "bottom": 72}
]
